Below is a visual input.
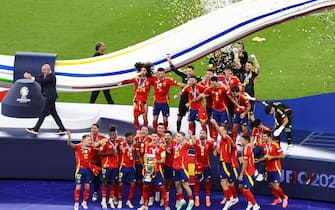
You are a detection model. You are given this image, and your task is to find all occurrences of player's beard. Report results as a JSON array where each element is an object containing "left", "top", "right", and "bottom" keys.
[{"left": 200, "top": 136, "right": 205, "bottom": 141}]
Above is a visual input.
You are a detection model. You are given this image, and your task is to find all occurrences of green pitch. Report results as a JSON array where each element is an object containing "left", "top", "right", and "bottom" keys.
[{"left": 0, "top": 0, "right": 334, "bottom": 107}]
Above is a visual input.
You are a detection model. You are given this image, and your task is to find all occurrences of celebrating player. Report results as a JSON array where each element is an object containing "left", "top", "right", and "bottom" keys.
[
  {"left": 99, "top": 126, "right": 122, "bottom": 209},
  {"left": 174, "top": 76, "right": 207, "bottom": 135},
  {"left": 152, "top": 67, "right": 184, "bottom": 131},
  {"left": 120, "top": 62, "right": 154, "bottom": 131},
  {"left": 255, "top": 131, "right": 289, "bottom": 208},
  {"left": 239, "top": 135, "right": 260, "bottom": 210},
  {"left": 138, "top": 132, "right": 170, "bottom": 210},
  {"left": 118, "top": 132, "right": 137, "bottom": 209},
  {"left": 163, "top": 130, "right": 175, "bottom": 202},
  {"left": 211, "top": 119, "right": 238, "bottom": 210},
  {"left": 173, "top": 132, "right": 194, "bottom": 210},
  {"left": 89, "top": 123, "right": 107, "bottom": 203},
  {"left": 189, "top": 129, "right": 214, "bottom": 207},
  {"left": 230, "top": 86, "right": 250, "bottom": 143},
  {"left": 134, "top": 126, "right": 152, "bottom": 205},
  {"left": 67, "top": 131, "right": 99, "bottom": 210}
]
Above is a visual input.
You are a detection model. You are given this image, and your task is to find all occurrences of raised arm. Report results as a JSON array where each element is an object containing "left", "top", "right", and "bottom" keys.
[{"left": 66, "top": 130, "right": 75, "bottom": 148}]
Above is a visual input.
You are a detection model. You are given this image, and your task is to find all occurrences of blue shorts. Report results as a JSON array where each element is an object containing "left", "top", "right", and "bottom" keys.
[
  {"left": 119, "top": 167, "right": 136, "bottom": 183},
  {"left": 144, "top": 170, "right": 165, "bottom": 186},
  {"left": 101, "top": 168, "right": 119, "bottom": 182},
  {"left": 173, "top": 169, "right": 189, "bottom": 183},
  {"left": 188, "top": 109, "right": 199, "bottom": 121},
  {"left": 229, "top": 167, "right": 240, "bottom": 183},
  {"left": 135, "top": 164, "right": 144, "bottom": 180},
  {"left": 164, "top": 166, "right": 173, "bottom": 180},
  {"left": 212, "top": 109, "right": 229, "bottom": 125},
  {"left": 195, "top": 167, "right": 212, "bottom": 180},
  {"left": 233, "top": 112, "right": 248, "bottom": 125},
  {"left": 153, "top": 102, "right": 169, "bottom": 116},
  {"left": 218, "top": 162, "right": 232, "bottom": 179},
  {"left": 267, "top": 171, "right": 282, "bottom": 183},
  {"left": 75, "top": 168, "right": 93, "bottom": 184},
  {"left": 240, "top": 174, "right": 255, "bottom": 189},
  {"left": 206, "top": 106, "right": 213, "bottom": 119}
]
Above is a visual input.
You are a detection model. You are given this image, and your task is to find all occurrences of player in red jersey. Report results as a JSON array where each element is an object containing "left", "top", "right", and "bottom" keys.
[
  {"left": 239, "top": 135, "right": 260, "bottom": 210},
  {"left": 67, "top": 131, "right": 100, "bottom": 210},
  {"left": 251, "top": 119, "right": 271, "bottom": 182},
  {"left": 163, "top": 130, "right": 176, "bottom": 201},
  {"left": 189, "top": 129, "right": 214, "bottom": 207},
  {"left": 230, "top": 86, "right": 251, "bottom": 143},
  {"left": 120, "top": 62, "right": 154, "bottom": 131},
  {"left": 217, "top": 66, "right": 242, "bottom": 125},
  {"left": 201, "top": 76, "right": 236, "bottom": 140},
  {"left": 118, "top": 132, "right": 137, "bottom": 209},
  {"left": 152, "top": 67, "right": 184, "bottom": 131},
  {"left": 89, "top": 123, "right": 107, "bottom": 203},
  {"left": 174, "top": 76, "right": 207, "bottom": 135},
  {"left": 199, "top": 69, "right": 214, "bottom": 138},
  {"left": 173, "top": 132, "right": 194, "bottom": 210},
  {"left": 211, "top": 119, "right": 239, "bottom": 209},
  {"left": 99, "top": 126, "right": 123, "bottom": 209},
  {"left": 217, "top": 65, "right": 242, "bottom": 90},
  {"left": 255, "top": 131, "right": 288, "bottom": 208},
  {"left": 138, "top": 132, "right": 170, "bottom": 210},
  {"left": 134, "top": 126, "right": 153, "bottom": 205}
]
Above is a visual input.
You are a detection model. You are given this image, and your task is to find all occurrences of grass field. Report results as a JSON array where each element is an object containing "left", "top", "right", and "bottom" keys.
[{"left": 0, "top": 0, "right": 334, "bottom": 106}]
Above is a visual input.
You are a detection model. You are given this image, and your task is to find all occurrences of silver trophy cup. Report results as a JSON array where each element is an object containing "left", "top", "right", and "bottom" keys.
[{"left": 144, "top": 154, "right": 155, "bottom": 182}]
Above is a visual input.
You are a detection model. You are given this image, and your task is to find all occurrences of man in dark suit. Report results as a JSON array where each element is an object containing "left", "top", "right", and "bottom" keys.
[
  {"left": 89, "top": 42, "right": 115, "bottom": 104},
  {"left": 24, "top": 64, "right": 66, "bottom": 134}
]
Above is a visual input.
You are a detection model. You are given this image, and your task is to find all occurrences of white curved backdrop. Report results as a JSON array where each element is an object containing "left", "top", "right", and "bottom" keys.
[{"left": 0, "top": 0, "right": 334, "bottom": 91}]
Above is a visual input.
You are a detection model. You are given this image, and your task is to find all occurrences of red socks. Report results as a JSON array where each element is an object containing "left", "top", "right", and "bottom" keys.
[
  {"left": 74, "top": 189, "right": 80, "bottom": 203},
  {"left": 128, "top": 183, "right": 136, "bottom": 201}
]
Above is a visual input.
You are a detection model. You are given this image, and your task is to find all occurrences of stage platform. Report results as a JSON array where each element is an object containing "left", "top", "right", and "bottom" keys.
[{"left": 1, "top": 103, "right": 335, "bottom": 203}]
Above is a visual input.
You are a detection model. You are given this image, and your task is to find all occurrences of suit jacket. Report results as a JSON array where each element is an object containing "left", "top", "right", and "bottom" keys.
[{"left": 35, "top": 72, "right": 58, "bottom": 101}]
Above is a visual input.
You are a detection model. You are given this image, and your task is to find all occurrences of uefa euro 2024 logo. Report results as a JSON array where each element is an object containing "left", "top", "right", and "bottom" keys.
[{"left": 17, "top": 86, "right": 31, "bottom": 103}]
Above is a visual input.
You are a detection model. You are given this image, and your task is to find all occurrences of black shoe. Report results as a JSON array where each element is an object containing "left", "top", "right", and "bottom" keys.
[
  {"left": 25, "top": 128, "right": 38, "bottom": 135},
  {"left": 56, "top": 130, "right": 66, "bottom": 135}
]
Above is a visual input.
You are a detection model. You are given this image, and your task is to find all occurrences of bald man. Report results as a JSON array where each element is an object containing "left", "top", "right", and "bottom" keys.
[{"left": 24, "top": 64, "right": 66, "bottom": 134}]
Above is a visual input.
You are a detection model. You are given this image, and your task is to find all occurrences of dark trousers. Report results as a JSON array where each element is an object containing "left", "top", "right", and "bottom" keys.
[
  {"left": 90, "top": 90, "right": 114, "bottom": 104},
  {"left": 34, "top": 99, "right": 66, "bottom": 131}
]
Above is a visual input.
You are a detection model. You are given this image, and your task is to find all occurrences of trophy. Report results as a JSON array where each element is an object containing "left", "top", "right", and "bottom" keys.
[{"left": 144, "top": 154, "right": 155, "bottom": 182}]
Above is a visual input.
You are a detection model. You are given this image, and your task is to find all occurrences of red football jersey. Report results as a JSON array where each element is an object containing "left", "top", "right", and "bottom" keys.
[
  {"left": 263, "top": 142, "right": 283, "bottom": 173},
  {"left": 231, "top": 92, "right": 249, "bottom": 113},
  {"left": 145, "top": 143, "right": 166, "bottom": 173},
  {"left": 172, "top": 141, "right": 191, "bottom": 170},
  {"left": 164, "top": 139, "right": 176, "bottom": 167},
  {"left": 231, "top": 147, "right": 240, "bottom": 168},
  {"left": 204, "top": 86, "right": 229, "bottom": 112},
  {"left": 90, "top": 133, "right": 107, "bottom": 163},
  {"left": 199, "top": 81, "right": 212, "bottom": 108},
  {"left": 193, "top": 138, "right": 214, "bottom": 168},
  {"left": 181, "top": 84, "right": 205, "bottom": 110},
  {"left": 152, "top": 76, "right": 178, "bottom": 103},
  {"left": 74, "top": 144, "right": 94, "bottom": 169},
  {"left": 135, "top": 135, "right": 152, "bottom": 165},
  {"left": 251, "top": 125, "right": 271, "bottom": 146},
  {"left": 99, "top": 140, "right": 119, "bottom": 168},
  {"left": 120, "top": 142, "right": 136, "bottom": 168},
  {"left": 217, "top": 75, "right": 241, "bottom": 89},
  {"left": 121, "top": 77, "right": 153, "bottom": 102},
  {"left": 242, "top": 144, "right": 255, "bottom": 176},
  {"left": 218, "top": 136, "right": 232, "bottom": 163}
]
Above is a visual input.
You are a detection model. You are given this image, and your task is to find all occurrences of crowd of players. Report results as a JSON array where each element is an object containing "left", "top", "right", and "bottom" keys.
[{"left": 67, "top": 43, "right": 293, "bottom": 210}]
